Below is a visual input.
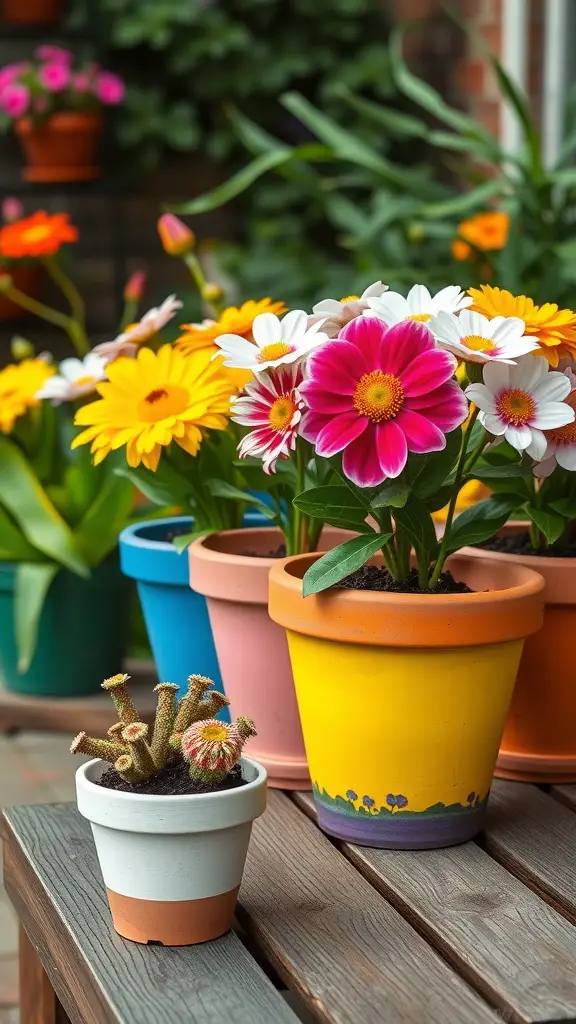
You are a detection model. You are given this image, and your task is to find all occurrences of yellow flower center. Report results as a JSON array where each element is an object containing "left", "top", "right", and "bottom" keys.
[
  {"left": 138, "top": 385, "right": 189, "bottom": 422},
  {"left": 75, "top": 375, "right": 96, "bottom": 387},
  {"left": 268, "top": 394, "right": 297, "bottom": 431},
  {"left": 22, "top": 225, "right": 52, "bottom": 244},
  {"left": 339, "top": 294, "right": 360, "bottom": 303},
  {"left": 496, "top": 388, "right": 535, "bottom": 426},
  {"left": 547, "top": 392, "right": 576, "bottom": 443},
  {"left": 353, "top": 370, "right": 404, "bottom": 423},
  {"left": 406, "top": 313, "right": 431, "bottom": 323},
  {"left": 462, "top": 335, "right": 496, "bottom": 353},
  {"left": 199, "top": 724, "right": 229, "bottom": 742},
  {"left": 258, "top": 342, "right": 293, "bottom": 363}
]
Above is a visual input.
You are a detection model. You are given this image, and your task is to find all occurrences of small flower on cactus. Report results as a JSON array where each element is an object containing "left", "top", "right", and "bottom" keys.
[{"left": 181, "top": 716, "right": 256, "bottom": 785}]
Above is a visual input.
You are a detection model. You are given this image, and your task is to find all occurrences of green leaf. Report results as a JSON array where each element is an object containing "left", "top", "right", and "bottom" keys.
[
  {"left": 74, "top": 474, "right": 133, "bottom": 567},
  {"left": 0, "top": 505, "right": 39, "bottom": 561},
  {"left": 408, "top": 429, "right": 462, "bottom": 500},
  {"left": 370, "top": 480, "right": 410, "bottom": 509},
  {"left": 444, "top": 494, "right": 521, "bottom": 553},
  {"left": 293, "top": 485, "right": 366, "bottom": 522},
  {"left": 393, "top": 500, "right": 438, "bottom": 561},
  {"left": 14, "top": 563, "right": 59, "bottom": 673},
  {"left": 524, "top": 504, "right": 566, "bottom": 545},
  {"left": 0, "top": 436, "right": 88, "bottom": 576},
  {"left": 421, "top": 179, "right": 504, "bottom": 220},
  {"left": 114, "top": 463, "right": 190, "bottom": 508},
  {"left": 488, "top": 54, "right": 543, "bottom": 177},
  {"left": 206, "top": 480, "right": 276, "bottom": 519},
  {"left": 173, "top": 528, "right": 211, "bottom": 554},
  {"left": 336, "top": 86, "right": 428, "bottom": 138},
  {"left": 169, "top": 150, "right": 295, "bottom": 214},
  {"left": 302, "top": 532, "right": 390, "bottom": 597},
  {"left": 473, "top": 463, "right": 530, "bottom": 480},
  {"left": 550, "top": 496, "right": 576, "bottom": 519}
]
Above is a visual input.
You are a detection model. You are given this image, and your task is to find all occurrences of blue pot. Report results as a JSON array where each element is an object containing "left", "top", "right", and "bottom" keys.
[{"left": 119, "top": 514, "right": 265, "bottom": 704}]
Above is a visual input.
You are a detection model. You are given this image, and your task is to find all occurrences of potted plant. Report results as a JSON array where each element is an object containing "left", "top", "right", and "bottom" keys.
[
  {"left": 1, "top": 0, "right": 63, "bottom": 25},
  {"left": 72, "top": 671, "right": 266, "bottom": 946},
  {"left": 267, "top": 293, "right": 547, "bottom": 849},
  {"left": 0, "top": 47, "right": 124, "bottom": 182},
  {"left": 445, "top": 285, "right": 576, "bottom": 783}
]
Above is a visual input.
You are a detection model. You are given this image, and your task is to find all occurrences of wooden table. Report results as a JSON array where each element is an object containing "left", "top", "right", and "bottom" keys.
[{"left": 4, "top": 780, "right": 576, "bottom": 1024}]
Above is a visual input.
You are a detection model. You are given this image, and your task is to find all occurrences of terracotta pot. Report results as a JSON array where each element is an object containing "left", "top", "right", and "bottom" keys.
[
  {"left": 462, "top": 531, "right": 576, "bottom": 782},
  {"left": 269, "top": 552, "right": 544, "bottom": 849},
  {"left": 1, "top": 0, "right": 63, "bottom": 23},
  {"left": 0, "top": 266, "right": 40, "bottom": 321},
  {"left": 188, "top": 526, "right": 351, "bottom": 790},
  {"left": 76, "top": 756, "right": 267, "bottom": 945},
  {"left": 15, "top": 113, "right": 103, "bottom": 183}
]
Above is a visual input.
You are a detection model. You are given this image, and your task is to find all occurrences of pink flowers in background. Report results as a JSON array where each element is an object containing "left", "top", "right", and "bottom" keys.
[
  {"left": 95, "top": 72, "right": 125, "bottom": 106},
  {"left": 299, "top": 317, "right": 468, "bottom": 488},
  {"left": 1, "top": 197, "right": 23, "bottom": 223},
  {"left": 0, "top": 49, "right": 125, "bottom": 125}
]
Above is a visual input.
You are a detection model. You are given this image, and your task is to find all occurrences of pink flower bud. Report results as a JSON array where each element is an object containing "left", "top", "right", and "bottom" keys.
[
  {"left": 157, "top": 214, "right": 195, "bottom": 257},
  {"left": 0, "top": 84, "right": 29, "bottom": 119},
  {"left": 2, "top": 197, "right": 23, "bottom": 224},
  {"left": 123, "top": 270, "right": 146, "bottom": 303},
  {"left": 39, "top": 62, "right": 71, "bottom": 93},
  {"left": 95, "top": 72, "right": 125, "bottom": 106}
]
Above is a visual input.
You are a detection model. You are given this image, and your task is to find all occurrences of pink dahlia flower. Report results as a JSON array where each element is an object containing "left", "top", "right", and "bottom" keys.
[
  {"left": 39, "top": 62, "right": 71, "bottom": 92},
  {"left": 0, "top": 65, "right": 22, "bottom": 91},
  {"left": 35, "top": 46, "right": 73, "bottom": 64},
  {"left": 299, "top": 317, "right": 468, "bottom": 488},
  {"left": 231, "top": 363, "right": 305, "bottom": 474},
  {"left": 0, "top": 84, "right": 29, "bottom": 119},
  {"left": 95, "top": 72, "right": 125, "bottom": 106}
]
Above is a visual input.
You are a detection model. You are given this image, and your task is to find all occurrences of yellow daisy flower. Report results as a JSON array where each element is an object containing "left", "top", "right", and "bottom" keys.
[
  {"left": 0, "top": 358, "right": 55, "bottom": 433},
  {"left": 72, "top": 344, "right": 236, "bottom": 471},
  {"left": 176, "top": 298, "right": 287, "bottom": 355},
  {"left": 468, "top": 285, "right": 576, "bottom": 366}
]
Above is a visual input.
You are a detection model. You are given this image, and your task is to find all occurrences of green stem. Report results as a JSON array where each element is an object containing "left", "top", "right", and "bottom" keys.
[
  {"left": 2, "top": 284, "right": 74, "bottom": 333},
  {"left": 290, "top": 440, "right": 307, "bottom": 555},
  {"left": 377, "top": 508, "right": 399, "bottom": 579},
  {"left": 120, "top": 298, "right": 138, "bottom": 331},
  {"left": 43, "top": 256, "right": 88, "bottom": 355},
  {"left": 429, "top": 409, "right": 480, "bottom": 589},
  {"left": 183, "top": 252, "right": 224, "bottom": 318}
]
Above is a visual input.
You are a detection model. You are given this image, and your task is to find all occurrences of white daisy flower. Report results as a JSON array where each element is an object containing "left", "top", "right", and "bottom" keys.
[
  {"left": 429, "top": 309, "right": 540, "bottom": 364},
  {"left": 214, "top": 309, "right": 328, "bottom": 373},
  {"left": 365, "top": 283, "right": 472, "bottom": 327},
  {"left": 307, "top": 281, "right": 388, "bottom": 337},
  {"left": 94, "top": 295, "right": 183, "bottom": 362},
  {"left": 35, "top": 353, "right": 107, "bottom": 405},
  {"left": 465, "top": 356, "right": 575, "bottom": 460},
  {"left": 533, "top": 368, "right": 576, "bottom": 475}
]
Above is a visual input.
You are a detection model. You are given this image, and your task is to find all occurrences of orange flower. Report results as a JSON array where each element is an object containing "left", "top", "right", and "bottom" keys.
[
  {"left": 0, "top": 212, "right": 78, "bottom": 259},
  {"left": 468, "top": 285, "right": 576, "bottom": 366},
  {"left": 452, "top": 211, "right": 509, "bottom": 262},
  {"left": 176, "top": 298, "right": 287, "bottom": 355}
]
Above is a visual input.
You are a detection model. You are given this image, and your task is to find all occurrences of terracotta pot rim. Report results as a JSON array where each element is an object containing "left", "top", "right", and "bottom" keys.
[
  {"left": 461, "top": 540, "right": 576, "bottom": 605},
  {"left": 15, "top": 111, "right": 103, "bottom": 134},
  {"left": 268, "top": 551, "right": 544, "bottom": 648}
]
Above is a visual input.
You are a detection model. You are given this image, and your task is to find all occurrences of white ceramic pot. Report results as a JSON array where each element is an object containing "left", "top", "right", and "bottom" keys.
[{"left": 76, "top": 756, "right": 267, "bottom": 945}]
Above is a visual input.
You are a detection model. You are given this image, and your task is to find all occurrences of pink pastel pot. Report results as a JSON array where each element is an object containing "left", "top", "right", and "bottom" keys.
[{"left": 189, "top": 527, "right": 350, "bottom": 789}]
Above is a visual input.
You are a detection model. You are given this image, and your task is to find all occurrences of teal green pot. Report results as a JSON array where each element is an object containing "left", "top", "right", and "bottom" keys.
[{"left": 0, "top": 555, "right": 131, "bottom": 697}]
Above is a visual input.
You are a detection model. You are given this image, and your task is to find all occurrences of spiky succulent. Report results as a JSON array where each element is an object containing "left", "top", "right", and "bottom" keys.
[{"left": 70, "top": 671, "right": 239, "bottom": 786}]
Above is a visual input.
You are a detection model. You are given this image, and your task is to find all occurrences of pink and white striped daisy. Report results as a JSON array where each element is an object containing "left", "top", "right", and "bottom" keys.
[
  {"left": 299, "top": 317, "right": 468, "bottom": 488},
  {"left": 231, "top": 363, "right": 305, "bottom": 474}
]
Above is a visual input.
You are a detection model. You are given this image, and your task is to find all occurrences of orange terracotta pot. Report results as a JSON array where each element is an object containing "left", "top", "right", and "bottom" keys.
[
  {"left": 0, "top": 266, "right": 40, "bottom": 321},
  {"left": 15, "top": 113, "right": 103, "bottom": 183},
  {"left": 188, "top": 526, "right": 351, "bottom": 790},
  {"left": 269, "top": 552, "right": 544, "bottom": 849},
  {"left": 463, "top": 534, "right": 576, "bottom": 782},
  {"left": 1, "top": 0, "right": 62, "bottom": 22}
]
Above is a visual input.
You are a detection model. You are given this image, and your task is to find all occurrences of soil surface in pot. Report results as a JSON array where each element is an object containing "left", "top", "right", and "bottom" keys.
[
  {"left": 339, "top": 565, "right": 473, "bottom": 594},
  {"left": 481, "top": 532, "right": 576, "bottom": 559},
  {"left": 242, "top": 544, "right": 286, "bottom": 558},
  {"left": 97, "top": 760, "right": 247, "bottom": 796}
]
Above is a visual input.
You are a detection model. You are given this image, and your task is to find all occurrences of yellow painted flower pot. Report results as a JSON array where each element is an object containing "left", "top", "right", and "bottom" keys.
[{"left": 268, "top": 552, "right": 544, "bottom": 849}]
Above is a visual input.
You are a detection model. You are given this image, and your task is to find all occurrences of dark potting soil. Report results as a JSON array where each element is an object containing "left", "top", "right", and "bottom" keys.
[
  {"left": 338, "top": 565, "right": 474, "bottom": 595},
  {"left": 242, "top": 545, "right": 286, "bottom": 558},
  {"left": 96, "top": 759, "right": 247, "bottom": 796},
  {"left": 481, "top": 532, "right": 576, "bottom": 559}
]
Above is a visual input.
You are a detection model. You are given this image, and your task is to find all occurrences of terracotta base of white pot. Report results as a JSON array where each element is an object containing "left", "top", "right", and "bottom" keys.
[
  {"left": 107, "top": 885, "right": 239, "bottom": 945},
  {"left": 496, "top": 749, "right": 576, "bottom": 783},
  {"left": 23, "top": 164, "right": 100, "bottom": 182}
]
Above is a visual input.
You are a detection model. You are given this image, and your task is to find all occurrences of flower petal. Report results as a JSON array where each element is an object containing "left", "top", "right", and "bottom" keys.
[
  {"left": 252, "top": 313, "right": 281, "bottom": 348},
  {"left": 504, "top": 424, "right": 532, "bottom": 450},
  {"left": 303, "top": 341, "right": 364, "bottom": 393},
  {"left": 395, "top": 408, "right": 446, "bottom": 453},
  {"left": 483, "top": 361, "right": 511, "bottom": 392},
  {"left": 510, "top": 355, "right": 548, "bottom": 392},
  {"left": 342, "top": 425, "right": 385, "bottom": 486},
  {"left": 557, "top": 445, "right": 576, "bottom": 471},
  {"left": 531, "top": 372, "right": 572, "bottom": 403},
  {"left": 312, "top": 299, "right": 342, "bottom": 315},
  {"left": 407, "top": 284, "right": 432, "bottom": 315},
  {"left": 365, "top": 292, "right": 409, "bottom": 326},
  {"left": 376, "top": 419, "right": 408, "bottom": 478},
  {"left": 296, "top": 381, "right": 353, "bottom": 414},
  {"left": 315, "top": 411, "right": 368, "bottom": 457},
  {"left": 482, "top": 412, "right": 507, "bottom": 435},
  {"left": 280, "top": 309, "right": 307, "bottom": 344},
  {"left": 464, "top": 384, "right": 496, "bottom": 413},
  {"left": 338, "top": 316, "right": 385, "bottom": 369},
  {"left": 525, "top": 428, "right": 547, "bottom": 460},
  {"left": 298, "top": 409, "right": 332, "bottom": 442},
  {"left": 531, "top": 402, "right": 575, "bottom": 429},
  {"left": 409, "top": 380, "right": 468, "bottom": 431},
  {"left": 400, "top": 348, "right": 457, "bottom": 396},
  {"left": 381, "top": 320, "right": 435, "bottom": 375}
]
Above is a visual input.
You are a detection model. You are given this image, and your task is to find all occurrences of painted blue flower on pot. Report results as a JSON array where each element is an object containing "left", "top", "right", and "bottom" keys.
[
  {"left": 362, "top": 795, "right": 375, "bottom": 813},
  {"left": 346, "top": 789, "right": 358, "bottom": 804},
  {"left": 466, "top": 791, "right": 476, "bottom": 807},
  {"left": 387, "top": 793, "right": 408, "bottom": 813}
]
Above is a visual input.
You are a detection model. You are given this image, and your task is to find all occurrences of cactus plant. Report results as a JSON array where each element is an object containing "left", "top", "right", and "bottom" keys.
[{"left": 70, "top": 670, "right": 253, "bottom": 792}]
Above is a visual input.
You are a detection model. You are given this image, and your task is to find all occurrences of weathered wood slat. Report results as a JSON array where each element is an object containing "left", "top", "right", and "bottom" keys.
[
  {"left": 551, "top": 786, "right": 576, "bottom": 813},
  {"left": 238, "top": 790, "right": 497, "bottom": 1024},
  {"left": 483, "top": 781, "right": 576, "bottom": 921},
  {"left": 294, "top": 791, "right": 576, "bottom": 1024},
  {"left": 3, "top": 804, "right": 299, "bottom": 1024}
]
